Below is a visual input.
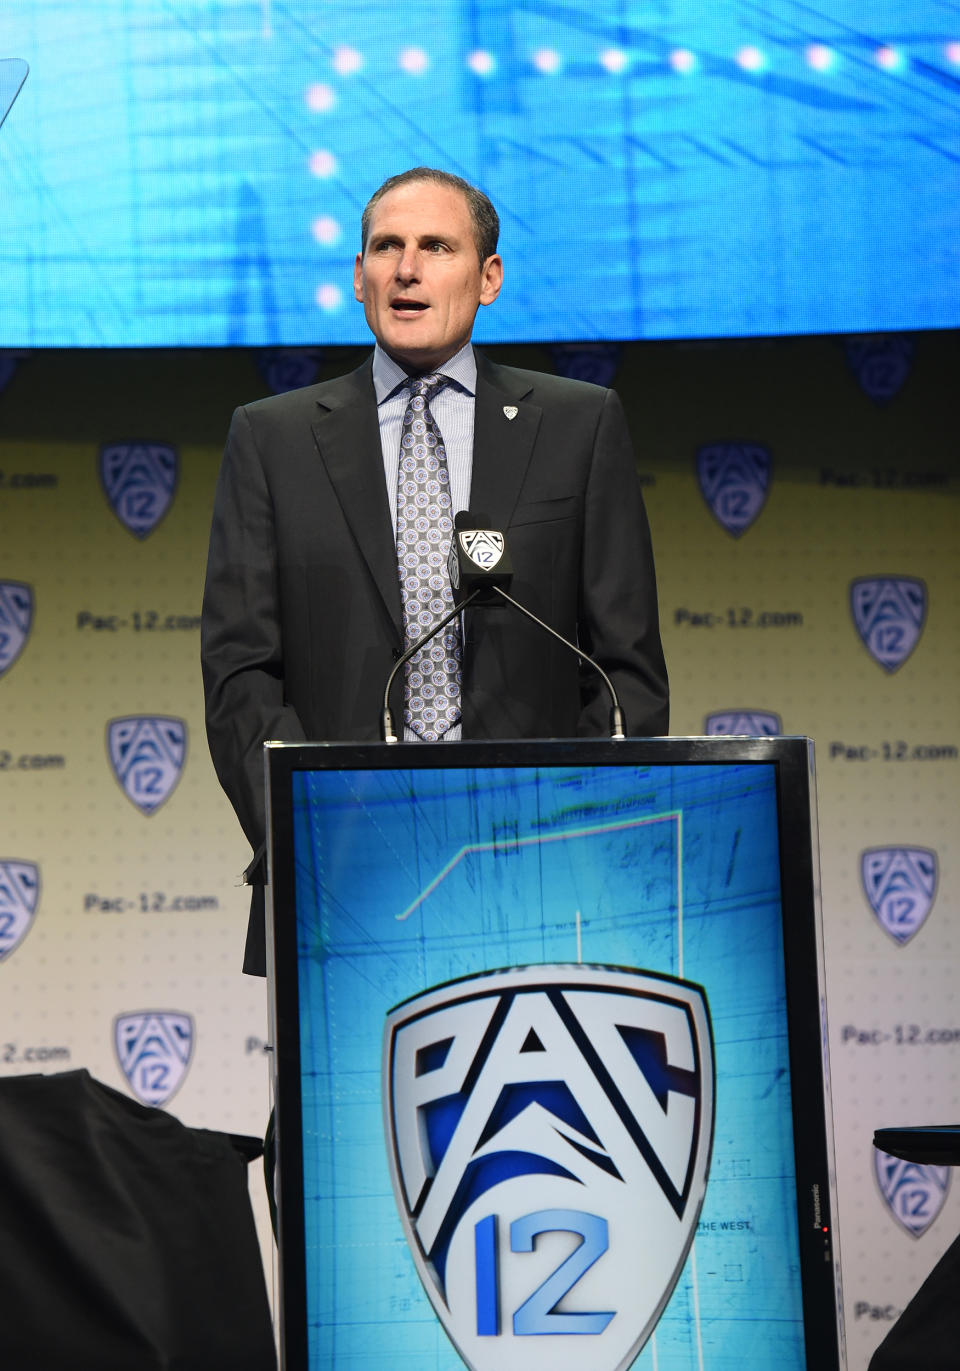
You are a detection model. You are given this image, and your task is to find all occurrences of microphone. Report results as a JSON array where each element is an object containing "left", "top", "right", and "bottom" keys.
[{"left": 381, "top": 513, "right": 626, "bottom": 743}]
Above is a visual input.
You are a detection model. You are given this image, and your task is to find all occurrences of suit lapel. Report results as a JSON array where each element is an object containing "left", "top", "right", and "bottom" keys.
[
  {"left": 470, "top": 355, "right": 541, "bottom": 527},
  {"left": 310, "top": 359, "right": 403, "bottom": 641}
]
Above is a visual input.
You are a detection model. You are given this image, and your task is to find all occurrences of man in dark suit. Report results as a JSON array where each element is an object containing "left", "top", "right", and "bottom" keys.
[{"left": 202, "top": 167, "right": 668, "bottom": 975}]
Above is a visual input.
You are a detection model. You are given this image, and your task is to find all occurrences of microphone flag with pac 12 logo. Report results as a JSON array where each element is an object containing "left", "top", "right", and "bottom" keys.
[
  {"left": 448, "top": 516, "right": 513, "bottom": 605},
  {"left": 383, "top": 963, "right": 714, "bottom": 1371}
]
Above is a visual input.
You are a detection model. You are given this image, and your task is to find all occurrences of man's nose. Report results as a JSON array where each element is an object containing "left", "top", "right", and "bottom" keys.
[{"left": 395, "top": 246, "right": 421, "bottom": 282}]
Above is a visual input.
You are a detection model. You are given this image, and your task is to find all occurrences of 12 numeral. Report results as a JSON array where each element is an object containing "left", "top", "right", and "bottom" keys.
[{"left": 474, "top": 1208, "right": 614, "bottom": 1337}]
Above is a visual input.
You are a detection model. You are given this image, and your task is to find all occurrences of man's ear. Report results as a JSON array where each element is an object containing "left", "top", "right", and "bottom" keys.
[
  {"left": 479, "top": 254, "right": 503, "bottom": 307},
  {"left": 353, "top": 252, "right": 365, "bottom": 303}
]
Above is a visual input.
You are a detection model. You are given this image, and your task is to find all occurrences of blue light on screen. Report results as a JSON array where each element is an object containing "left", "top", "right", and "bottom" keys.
[
  {"left": 292, "top": 761, "right": 805, "bottom": 1369},
  {"left": 1, "top": 3, "right": 957, "bottom": 346}
]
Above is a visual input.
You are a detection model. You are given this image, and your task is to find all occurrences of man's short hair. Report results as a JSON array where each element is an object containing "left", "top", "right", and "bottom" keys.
[{"left": 360, "top": 167, "right": 500, "bottom": 264}]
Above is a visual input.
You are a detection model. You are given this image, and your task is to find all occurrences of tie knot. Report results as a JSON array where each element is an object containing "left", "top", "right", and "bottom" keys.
[{"left": 408, "top": 373, "right": 446, "bottom": 400}]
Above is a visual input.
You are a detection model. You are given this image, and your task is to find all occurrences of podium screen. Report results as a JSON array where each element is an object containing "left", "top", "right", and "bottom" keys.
[{"left": 268, "top": 739, "right": 840, "bottom": 1371}]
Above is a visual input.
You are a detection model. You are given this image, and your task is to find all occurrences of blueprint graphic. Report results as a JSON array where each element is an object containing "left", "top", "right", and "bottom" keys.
[{"left": 2, "top": 4, "right": 958, "bottom": 344}]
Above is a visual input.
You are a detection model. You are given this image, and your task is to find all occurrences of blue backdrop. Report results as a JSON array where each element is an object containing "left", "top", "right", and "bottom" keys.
[{"left": 2, "top": 2, "right": 958, "bottom": 345}]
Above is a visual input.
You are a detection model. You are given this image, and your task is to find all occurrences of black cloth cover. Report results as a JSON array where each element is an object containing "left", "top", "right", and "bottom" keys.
[
  {"left": 0, "top": 1070, "right": 276, "bottom": 1370},
  {"left": 868, "top": 1228, "right": 960, "bottom": 1371}
]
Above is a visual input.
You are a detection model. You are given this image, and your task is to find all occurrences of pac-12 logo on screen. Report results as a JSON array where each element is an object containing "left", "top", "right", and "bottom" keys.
[
  {"left": 114, "top": 1011, "right": 195, "bottom": 1107},
  {"left": 861, "top": 846, "right": 938, "bottom": 945},
  {"left": 0, "top": 859, "right": 40, "bottom": 961},
  {"left": 705, "top": 710, "right": 781, "bottom": 737},
  {"left": 0, "top": 580, "right": 34, "bottom": 679},
  {"left": 107, "top": 716, "right": 187, "bottom": 814},
  {"left": 383, "top": 964, "right": 714, "bottom": 1371},
  {"left": 875, "top": 1150, "right": 949, "bottom": 1238},
  {"left": 99, "top": 441, "right": 178, "bottom": 538},
  {"left": 696, "top": 442, "right": 771, "bottom": 537},
  {"left": 850, "top": 577, "right": 926, "bottom": 671}
]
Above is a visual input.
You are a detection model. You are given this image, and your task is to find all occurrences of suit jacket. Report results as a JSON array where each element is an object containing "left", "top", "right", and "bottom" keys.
[{"left": 201, "top": 351, "right": 668, "bottom": 974}]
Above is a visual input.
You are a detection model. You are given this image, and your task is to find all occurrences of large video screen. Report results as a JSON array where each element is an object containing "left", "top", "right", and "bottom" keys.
[
  {"left": 272, "top": 741, "right": 840, "bottom": 1370},
  {"left": 2, "top": 3, "right": 958, "bottom": 346}
]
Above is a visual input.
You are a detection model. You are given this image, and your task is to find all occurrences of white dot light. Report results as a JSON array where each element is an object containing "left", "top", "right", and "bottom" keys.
[
  {"left": 306, "top": 82, "right": 336, "bottom": 112},
  {"left": 669, "top": 48, "right": 697, "bottom": 74},
  {"left": 736, "top": 46, "right": 767, "bottom": 72},
  {"left": 532, "top": 48, "right": 561, "bottom": 74},
  {"left": 316, "top": 283, "right": 342, "bottom": 310},
  {"left": 309, "top": 149, "right": 338, "bottom": 178},
  {"left": 399, "top": 46, "right": 429, "bottom": 75},
  {"left": 946, "top": 41, "right": 960, "bottom": 65},
  {"left": 333, "top": 45, "right": 363, "bottom": 76},
  {"left": 806, "top": 43, "right": 835, "bottom": 72},
  {"left": 875, "top": 45, "right": 902, "bottom": 70},
  {"left": 600, "top": 47, "right": 629, "bottom": 74},
  {"left": 312, "top": 216, "right": 341, "bottom": 246},
  {"left": 467, "top": 49, "right": 496, "bottom": 76}
]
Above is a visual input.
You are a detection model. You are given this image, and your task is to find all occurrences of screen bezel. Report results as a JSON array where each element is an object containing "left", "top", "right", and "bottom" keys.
[{"left": 266, "top": 736, "right": 840, "bottom": 1371}]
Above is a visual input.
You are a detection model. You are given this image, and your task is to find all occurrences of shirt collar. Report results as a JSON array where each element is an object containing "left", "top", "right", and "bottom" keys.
[{"left": 372, "top": 341, "right": 477, "bottom": 405}]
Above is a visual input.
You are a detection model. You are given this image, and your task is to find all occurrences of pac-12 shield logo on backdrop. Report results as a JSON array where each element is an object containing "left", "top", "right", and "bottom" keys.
[
  {"left": 705, "top": 710, "right": 782, "bottom": 737},
  {"left": 696, "top": 443, "right": 771, "bottom": 537},
  {"left": 99, "top": 441, "right": 178, "bottom": 538},
  {"left": 384, "top": 964, "right": 714, "bottom": 1371},
  {"left": 115, "top": 1011, "right": 195, "bottom": 1107},
  {"left": 0, "top": 349, "right": 28, "bottom": 396},
  {"left": 0, "top": 580, "right": 34, "bottom": 679},
  {"left": 850, "top": 577, "right": 926, "bottom": 671},
  {"left": 549, "top": 343, "right": 622, "bottom": 388},
  {"left": 875, "top": 1150, "right": 949, "bottom": 1238},
  {"left": 107, "top": 716, "right": 187, "bottom": 814},
  {"left": 0, "top": 354, "right": 16, "bottom": 395},
  {"left": 256, "top": 346, "right": 325, "bottom": 393},
  {"left": 861, "top": 847, "right": 938, "bottom": 945},
  {"left": 845, "top": 335, "right": 914, "bottom": 404},
  {"left": 0, "top": 860, "right": 40, "bottom": 961}
]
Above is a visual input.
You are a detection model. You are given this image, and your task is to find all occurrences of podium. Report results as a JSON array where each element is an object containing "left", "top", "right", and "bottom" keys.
[{"left": 264, "top": 737, "right": 842, "bottom": 1371}]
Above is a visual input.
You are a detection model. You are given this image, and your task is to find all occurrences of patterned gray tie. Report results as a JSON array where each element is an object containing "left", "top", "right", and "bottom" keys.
[{"left": 396, "top": 374, "right": 462, "bottom": 739}]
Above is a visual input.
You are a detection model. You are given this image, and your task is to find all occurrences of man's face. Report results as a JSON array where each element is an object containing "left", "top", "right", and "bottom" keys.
[{"left": 354, "top": 181, "right": 502, "bottom": 372}]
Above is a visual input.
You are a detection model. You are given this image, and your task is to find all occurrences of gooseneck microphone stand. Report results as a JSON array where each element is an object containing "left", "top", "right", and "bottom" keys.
[
  {"left": 380, "top": 588, "right": 482, "bottom": 744},
  {"left": 380, "top": 586, "right": 626, "bottom": 743},
  {"left": 488, "top": 585, "right": 626, "bottom": 741}
]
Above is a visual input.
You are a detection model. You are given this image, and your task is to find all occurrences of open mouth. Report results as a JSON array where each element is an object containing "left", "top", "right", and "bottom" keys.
[{"left": 391, "top": 299, "right": 428, "bottom": 314}]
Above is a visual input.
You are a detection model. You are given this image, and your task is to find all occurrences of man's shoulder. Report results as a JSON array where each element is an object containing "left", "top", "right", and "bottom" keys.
[{"left": 238, "top": 356, "right": 374, "bottom": 423}]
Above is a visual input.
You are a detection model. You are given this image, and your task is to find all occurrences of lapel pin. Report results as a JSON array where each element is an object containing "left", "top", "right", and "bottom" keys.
[{"left": 503, "top": 405, "right": 518, "bottom": 420}]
